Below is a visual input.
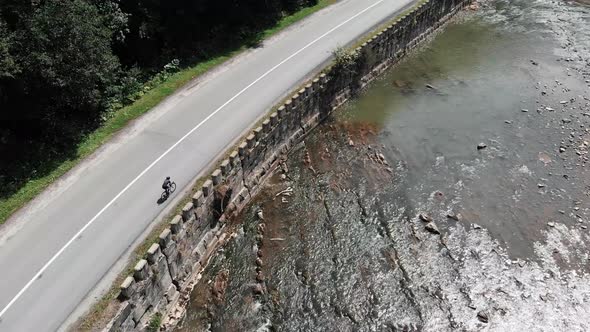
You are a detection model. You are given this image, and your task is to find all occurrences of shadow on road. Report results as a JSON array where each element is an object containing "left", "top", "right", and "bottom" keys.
[{"left": 157, "top": 194, "right": 168, "bottom": 205}]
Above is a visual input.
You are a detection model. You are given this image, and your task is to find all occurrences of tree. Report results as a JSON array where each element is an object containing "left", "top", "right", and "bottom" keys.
[
  {"left": 0, "top": 0, "right": 126, "bottom": 193},
  {"left": 0, "top": 21, "right": 18, "bottom": 80},
  {"left": 0, "top": 0, "right": 125, "bottom": 140}
]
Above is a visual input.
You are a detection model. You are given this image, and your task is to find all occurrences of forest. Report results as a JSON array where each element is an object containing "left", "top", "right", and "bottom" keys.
[{"left": 0, "top": 0, "right": 317, "bottom": 201}]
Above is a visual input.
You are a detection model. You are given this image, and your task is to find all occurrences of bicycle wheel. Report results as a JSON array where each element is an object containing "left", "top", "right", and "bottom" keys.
[{"left": 170, "top": 182, "right": 177, "bottom": 193}]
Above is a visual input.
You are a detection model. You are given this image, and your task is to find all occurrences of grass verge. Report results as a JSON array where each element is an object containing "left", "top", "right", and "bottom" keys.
[{"left": 0, "top": 0, "right": 335, "bottom": 226}]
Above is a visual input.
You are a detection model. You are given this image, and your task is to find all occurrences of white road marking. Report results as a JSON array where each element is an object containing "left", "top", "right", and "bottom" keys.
[{"left": 0, "top": 0, "right": 387, "bottom": 320}]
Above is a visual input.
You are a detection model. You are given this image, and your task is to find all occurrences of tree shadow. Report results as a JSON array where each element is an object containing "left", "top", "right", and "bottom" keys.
[{"left": 0, "top": 123, "right": 85, "bottom": 201}]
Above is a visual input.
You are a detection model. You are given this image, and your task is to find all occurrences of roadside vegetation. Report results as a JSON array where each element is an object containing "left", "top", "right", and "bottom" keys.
[
  {"left": 0, "top": 0, "right": 334, "bottom": 224},
  {"left": 147, "top": 313, "right": 162, "bottom": 332}
]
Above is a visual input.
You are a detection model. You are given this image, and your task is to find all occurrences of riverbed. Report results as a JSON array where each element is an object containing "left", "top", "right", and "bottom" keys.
[{"left": 176, "top": 0, "right": 590, "bottom": 330}]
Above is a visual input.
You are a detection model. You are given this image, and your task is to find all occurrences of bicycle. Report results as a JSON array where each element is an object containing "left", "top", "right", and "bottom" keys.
[{"left": 161, "top": 181, "right": 177, "bottom": 201}]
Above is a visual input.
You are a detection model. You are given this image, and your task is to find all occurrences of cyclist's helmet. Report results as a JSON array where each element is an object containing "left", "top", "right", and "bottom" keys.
[{"left": 166, "top": 176, "right": 170, "bottom": 180}]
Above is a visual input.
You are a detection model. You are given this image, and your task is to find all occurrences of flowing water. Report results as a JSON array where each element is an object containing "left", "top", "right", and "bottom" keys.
[{"left": 176, "top": 0, "right": 590, "bottom": 331}]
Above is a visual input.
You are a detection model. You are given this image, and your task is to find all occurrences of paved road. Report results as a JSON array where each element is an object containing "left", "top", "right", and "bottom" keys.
[{"left": 0, "top": 0, "right": 414, "bottom": 330}]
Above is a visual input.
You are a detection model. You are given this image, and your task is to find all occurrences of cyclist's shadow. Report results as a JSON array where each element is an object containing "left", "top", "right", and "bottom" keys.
[{"left": 157, "top": 191, "right": 169, "bottom": 205}]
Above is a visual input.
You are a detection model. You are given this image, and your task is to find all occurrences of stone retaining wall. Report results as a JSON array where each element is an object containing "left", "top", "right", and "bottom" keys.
[{"left": 103, "top": 0, "right": 470, "bottom": 330}]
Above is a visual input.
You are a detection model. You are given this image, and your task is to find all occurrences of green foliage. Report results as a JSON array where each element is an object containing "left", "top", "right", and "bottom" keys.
[
  {"left": 0, "top": 0, "right": 126, "bottom": 198},
  {"left": 0, "top": 21, "right": 18, "bottom": 79},
  {"left": 332, "top": 47, "right": 359, "bottom": 74},
  {"left": 106, "top": 59, "right": 181, "bottom": 113},
  {"left": 15, "top": 0, "right": 121, "bottom": 118},
  {"left": 147, "top": 312, "right": 162, "bottom": 332}
]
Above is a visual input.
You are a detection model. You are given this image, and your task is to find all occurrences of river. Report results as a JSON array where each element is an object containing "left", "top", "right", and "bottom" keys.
[{"left": 176, "top": 0, "right": 590, "bottom": 330}]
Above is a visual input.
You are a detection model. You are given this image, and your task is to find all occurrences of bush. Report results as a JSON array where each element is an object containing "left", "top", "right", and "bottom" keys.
[
  {"left": 332, "top": 47, "right": 359, "bottom": 74},
  {"left": 147, "top": 312, "right": 162, "bottom": 332}
]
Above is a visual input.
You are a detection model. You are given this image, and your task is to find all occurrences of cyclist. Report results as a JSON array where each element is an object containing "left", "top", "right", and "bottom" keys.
[{"left": 162, "top": 176, "right": 172, "bottom": 195}]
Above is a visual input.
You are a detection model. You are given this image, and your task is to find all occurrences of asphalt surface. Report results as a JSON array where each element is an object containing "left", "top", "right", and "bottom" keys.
[{"left": 0, "top": 0, "right": 415, "bottom": 330}]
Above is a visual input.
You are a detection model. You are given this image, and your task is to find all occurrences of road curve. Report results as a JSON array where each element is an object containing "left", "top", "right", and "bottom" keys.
[{"left": 0, "top": 0, "right": 415, "bottom": 330}]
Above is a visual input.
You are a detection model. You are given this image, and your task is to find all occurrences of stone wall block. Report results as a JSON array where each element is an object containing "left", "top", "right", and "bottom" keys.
[
  {"left": 376, "top": 32, "right": 384, "bottom": 50},
  {"left": 146, "top": 243, "right": 162, "bottom": 264},
  {"left": 202, "top": 179, "right": 213, "bottom": 197},
  {"left": 171, "top": 214, "right": 184, "bottom": 233},
  {"left": 290, "top": 94, "right": 301, "bottom": 130},
  {"left": 211, "top": 169, "right": 222, "bottom": 186},
  {"left": 262, "top": 119, "right": 271, "bottom": 134},
  {"left": 119, "top": 277, "right": 135, "bottom": 300},
  {"left": 238, "top": 142, "right": 248, "bottom": 157},
  {"left": 312, "top": 77, "right": 320, "bottom": 90},
  {"left": 270, "top": 112, "right": 278, "bottom": 126},
  {"left": 120, "top": 307, "right": 135, "bottom": 331},
  {"left": 159, "top": 228, "right": 172, "bottom": 249},
  {"left": 299, "top": 88, "right": 306, "bottom": 102},
  {"left": 279, "top": 108, "right": 293, "bottom": 136},
  {"left": 307, "top": 83, "right": 317, "bottom": 114},
  {"left": 270, "top": 123, "right": 281, "bottom": 147},
  {"left": 228, "top": 151, "right": 238, "bottom": 166},
  {"left": 195, "top": 205, "right": 204, "bottom": 220},
  {"left": 192, "top": 190, "right": 203, "bottom": 207},
  {"left": 246, "top": 133, "right": 256, "bottom": 149},
  {"left": 305, "top": 83, "right": 313, "bottom": 95},
  {"left": 154, "top": 247, "right": 174, "bottom": 289},
  {"left": 303, "top": 85, "right": 312, "bottom": 114},
  {"left": 278, "top": 104, "right": 287, "bottom": 118},
  {"left": 292, "top": 93, "right": 300, "bottom": 108},
  {"left": 133, "top": 259, "right": 148, "bottom": 281},
  {"left": 220, "top": 159, "right": 231, "bottom": 176},
  {"left": 105, "top": 302, "right": 133, "bottom": 332},
  {"left": 254, "top": 127, "right": 263, "bottom": 144},
  {"left": 193, "top": 241, "right": 205, "bottom": 263},
  {"left": 161, "top": 239, "right": 179, "bottom": 280}
]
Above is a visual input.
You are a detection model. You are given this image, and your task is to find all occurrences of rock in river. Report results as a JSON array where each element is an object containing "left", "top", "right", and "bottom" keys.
[
  {"left": 447, "top": 212, "right": 461, "bottom": 221},
  {"left": 252, "top": 284, "right": 264, "bottom": 295},
  {"left": 425, "top": 222, "right": 441, "bottom": 235},
  {"left": 419, "top": 213, "right": 433, "bottom": 222},
  {"left": 477, "top": 311, "right": 489, "bottom": 323}
]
